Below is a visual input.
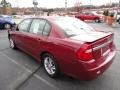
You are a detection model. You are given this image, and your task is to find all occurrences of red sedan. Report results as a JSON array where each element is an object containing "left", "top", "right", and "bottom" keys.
[
  {"left": 75, "top": 12, "right": 103, "bottom": 23},
  {"left": 8, "top": 17, "right": 116, "bottom": 80}
]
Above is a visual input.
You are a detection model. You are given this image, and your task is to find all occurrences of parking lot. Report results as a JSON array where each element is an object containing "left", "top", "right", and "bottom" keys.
[{"left": 0, "top": 22, "right": 120, "bottom": 90}]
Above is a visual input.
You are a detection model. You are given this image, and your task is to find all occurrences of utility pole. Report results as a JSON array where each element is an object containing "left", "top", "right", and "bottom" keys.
[
  {"left": 90, "top": 0, "right": 91, "bottom": 10},
  {"left": 65, "top": 0, "right": 67, "bottom": 13},
  {"left": 109, "top": 0, "right": 111, "bottom": 10},
  {"left": 33, "top": 0, "right": 38, "bottom": 16},
  {"left": 16, "top": 0, "right": 19, "bottom": 14}
]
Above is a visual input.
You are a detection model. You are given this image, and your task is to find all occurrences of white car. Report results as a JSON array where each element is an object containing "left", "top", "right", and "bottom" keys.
[
  {"left": 114, "top": 12, "right": 120, "bottom": 24},
  {"left": 117, "top": 17, "right": 120, "bottom": 24}
]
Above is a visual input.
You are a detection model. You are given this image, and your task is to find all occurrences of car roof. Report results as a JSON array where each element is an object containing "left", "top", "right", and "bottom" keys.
[
  {"left": 27, "top": 16, "right": 73, "bottom": 21},
  {"left": 0, "top": 15, "right": 11, "bottom": 17}
]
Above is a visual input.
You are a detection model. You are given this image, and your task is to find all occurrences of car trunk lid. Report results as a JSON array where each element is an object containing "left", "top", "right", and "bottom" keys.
[{"left": 70, "top": 32, "right": 114, "bottom": 61}]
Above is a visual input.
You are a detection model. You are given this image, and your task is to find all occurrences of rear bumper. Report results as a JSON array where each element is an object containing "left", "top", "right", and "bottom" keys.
[
  {"left": 64, "top": 50, "right": 116, "bottom": 80},
  {"left": 81, "top": 50, "right": 116, "bottom": 80}
]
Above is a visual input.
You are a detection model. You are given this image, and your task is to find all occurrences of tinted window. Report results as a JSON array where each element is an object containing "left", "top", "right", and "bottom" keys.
[
  {"left": 54, "top": 17, "right": 95, "bottom": 37},
  {"left": 29, "top": 19, "right": 46, "bottom": 35},
  {"left": 43, "top": 22, "right": 51, "bottom": 36},
  {"left": 18, "top": 19, "right": 32, "bottom": 32}
]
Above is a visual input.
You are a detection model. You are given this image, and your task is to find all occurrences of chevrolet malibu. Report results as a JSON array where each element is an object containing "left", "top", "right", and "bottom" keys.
[{"left": 8, "top": 17, "right": 116, "bottom": 80}]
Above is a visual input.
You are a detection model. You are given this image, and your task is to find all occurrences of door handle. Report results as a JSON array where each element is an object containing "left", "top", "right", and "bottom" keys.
[{"left": 37, "top": 39, "right": 41, "bottom": 41}]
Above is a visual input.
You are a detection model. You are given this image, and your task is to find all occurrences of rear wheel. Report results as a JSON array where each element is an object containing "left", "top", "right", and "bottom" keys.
[
  {"left": 4, "top": 23, "right": 11, "bottom": 29},
  {"left": 42, "top": 53, "right": 60, "bottom": 78},
  {"left": 95, "top": 18, "right": 100, "bottom": 23},
  {"left": 118, "top": 19, "right": 120, "bottom": 24},
  {"left": 9, "top": 38, "right": 17, "bottom": 49}
]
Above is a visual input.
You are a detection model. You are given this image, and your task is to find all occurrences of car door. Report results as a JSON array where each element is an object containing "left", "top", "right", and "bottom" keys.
[
  {"left": 13, "top": 19, "right": 32, "bottom": 50},
  {"left": 87, "top": 13, "right": 94, "bottom": 20},
  {"left": 84, "top": 12, "right": 90, "bottom": 20},
  {"left": 22, "top": 19, "right": 51, "bottom": 59}
]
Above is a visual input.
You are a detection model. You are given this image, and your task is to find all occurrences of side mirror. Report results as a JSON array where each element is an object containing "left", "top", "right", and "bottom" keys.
[
  {"left": 10, "top": 24, "right": 19, "bottom": 31},
  {"left": 16, "top": 25, "right": 19, "bottom": 31}
]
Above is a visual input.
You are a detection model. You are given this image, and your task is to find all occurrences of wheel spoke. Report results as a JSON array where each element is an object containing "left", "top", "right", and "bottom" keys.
[
  {"left": 10, "top": 39, "right": 14, "bottom": 48},
  {"left": 44, "top": 57, "right": 56, "bottom": 75}
]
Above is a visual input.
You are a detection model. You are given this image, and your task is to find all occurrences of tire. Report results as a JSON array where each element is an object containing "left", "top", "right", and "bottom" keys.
[
  {"left": 42, "top": 53, "right": 60, "bottom": 78},
  {"left": 119, "top": 19, "right": 120, "bottom": 24},
  {"left": 4, "top": 23, "right": 11, "bottom": 29},
  {"left": 9, "top": 38, "right": 17, "bottom": 49},
  {"left": 95, "top": 19, "right": 100, "bottom": 23}
]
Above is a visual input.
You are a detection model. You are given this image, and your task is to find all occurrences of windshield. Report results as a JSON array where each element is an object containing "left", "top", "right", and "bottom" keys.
[
  {"left": 54, "top": 17, "right": 96, "bottom": 37},
  {"left": 92, "top": 12, "right": 99, "bottom": 15}
]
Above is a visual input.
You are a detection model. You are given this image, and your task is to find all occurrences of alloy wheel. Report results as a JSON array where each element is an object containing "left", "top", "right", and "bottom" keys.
[
  {"left": 9, "top": 38, "right": 15, "bottom": 49},
  {"left": 44, "top": 56, "right": 56, "bottom": 75}
]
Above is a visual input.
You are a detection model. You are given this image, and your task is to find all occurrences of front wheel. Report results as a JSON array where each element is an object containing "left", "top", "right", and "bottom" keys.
[
  {"left": 9, "top": 38, "right": 17, "bottom": 49},
  {"left": 42, "top": 53, "right": 60, "bottom": 78}
]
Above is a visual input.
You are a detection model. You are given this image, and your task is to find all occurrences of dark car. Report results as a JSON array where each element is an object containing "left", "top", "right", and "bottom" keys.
[
  {"left": 117, "top": 17, "right": 120, "bottom": 24},
  {"left": 75, "top": 12, "right": 103, "bottom": 23},
  {"left": 8, "top": 16, "right": 116, "bottom": 80},
  {"left": 0, "top": 15, "right": 16, "bottom": 29}
]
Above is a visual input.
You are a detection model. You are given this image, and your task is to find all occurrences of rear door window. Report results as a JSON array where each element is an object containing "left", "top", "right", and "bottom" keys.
[
  {"left": 43, "top": 22, "right": 51, "bottom": 36},
  {"left": 29, "top": 19, "right": 46, "bottom": 35}
]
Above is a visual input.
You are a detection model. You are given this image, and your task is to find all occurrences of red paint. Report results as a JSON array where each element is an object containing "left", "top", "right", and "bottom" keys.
[
  {"left": 75, "top": 12, "right": 101, "bottom": 21},
  {"left": 8, "top": 17, "right": 116, "bottom": 80}
]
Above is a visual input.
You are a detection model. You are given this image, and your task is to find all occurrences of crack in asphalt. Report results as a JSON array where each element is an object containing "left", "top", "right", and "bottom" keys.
[
  {"left": 0, "top": 52, "right": 42, "bottom": 90},
  {"left": 0, "top": 52, "right": 58, "bottom": 90},
  {"left": 0, "top": 47, "right": 10, "bottom": 52},
  {"left": 0, "top": 51, "right": 58, "bottom": 90},
  {"left": 0, "top": 36, "right": 8, "bottom": 38},
  {"left": 15, "top": 65, "right": 42, "bottom": 90}
]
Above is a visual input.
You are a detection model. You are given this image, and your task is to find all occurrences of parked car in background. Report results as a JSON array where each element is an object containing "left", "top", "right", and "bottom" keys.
[
  {"left": 117, "top": 17, "right": 120, "bottom": 24},
  {"left": 8, "top": 17, "right": 116, "bottom": 80},
  {"left": 0, "top": 15, "right": 16, "bottom": 29},
  {"left": 116, "top": 12, "right": 120, "bottom": 24},
  {"left": 75, "top": 12, "right": 103, "bottom": 23},
  {"left": 111, "top": 11, "right": 120, "bottom": 24}
]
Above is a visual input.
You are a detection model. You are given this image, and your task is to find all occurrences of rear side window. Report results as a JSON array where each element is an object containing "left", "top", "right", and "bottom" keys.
[
  {"left": 18, "top": 19, "right": 32, "bottom": 32},
  {"left": 29, "top": 19, "right": 46, "bottom": 35},
  {"left": 54, "top": 17, "right": 95, "bottom": 37},
  {"left": 43, "top": 22, "right": 51, "bottom": 36}
]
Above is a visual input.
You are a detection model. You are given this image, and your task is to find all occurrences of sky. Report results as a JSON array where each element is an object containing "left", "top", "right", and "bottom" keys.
[{"left": 5, "top": 0, "right": 119, "bottom": 8}]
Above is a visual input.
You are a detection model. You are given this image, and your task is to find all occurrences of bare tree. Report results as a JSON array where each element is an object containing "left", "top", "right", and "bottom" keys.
[{"left": 74, "top": 0, "right": 83, "bottom": 13}]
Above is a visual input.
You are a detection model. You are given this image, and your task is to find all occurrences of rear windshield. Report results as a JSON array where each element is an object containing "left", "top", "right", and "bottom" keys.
[{"left": 54, "top": 17, "right": 95, "bottom": 37}]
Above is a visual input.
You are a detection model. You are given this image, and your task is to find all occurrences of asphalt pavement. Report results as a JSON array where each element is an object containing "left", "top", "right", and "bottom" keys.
[{"left": 0, "top": 22, "right": 120, "bottom": 90}]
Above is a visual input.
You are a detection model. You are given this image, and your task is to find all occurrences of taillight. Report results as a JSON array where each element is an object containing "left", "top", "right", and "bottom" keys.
[{"left": 76, "top": 44, "right": 93, "bottom": 61}]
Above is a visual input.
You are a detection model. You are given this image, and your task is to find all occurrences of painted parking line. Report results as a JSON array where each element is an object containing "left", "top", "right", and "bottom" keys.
[
  {"left": 0, "top": 47, "right": 11, "bottom": 52},
  {"left": 0, "top": 52, "right": 58, "bottom": 90},
  {"left": 34, "top": 74, "right": 58, "bottom": 89}
]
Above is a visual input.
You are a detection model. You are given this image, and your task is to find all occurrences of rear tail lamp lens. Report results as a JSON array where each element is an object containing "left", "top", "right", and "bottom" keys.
[{"left": 76, "top": 44, "right": 93, "bottom": 61}]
